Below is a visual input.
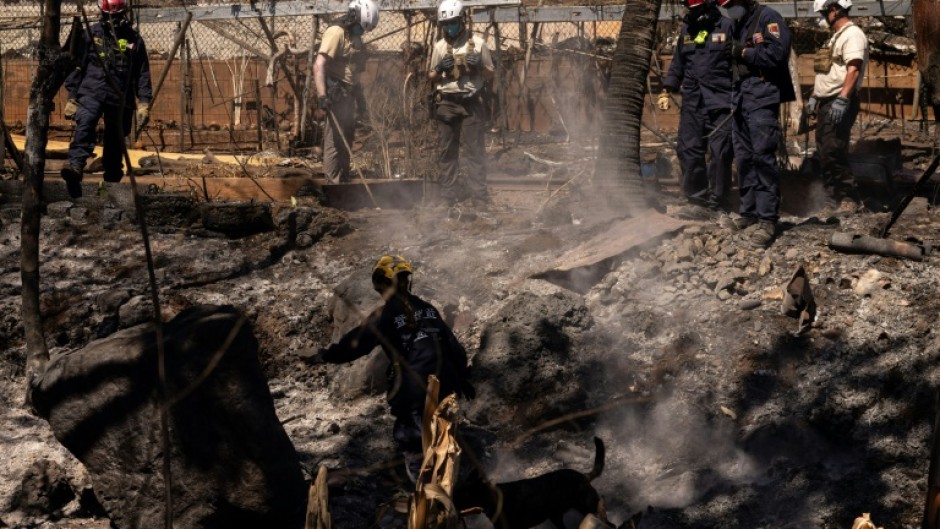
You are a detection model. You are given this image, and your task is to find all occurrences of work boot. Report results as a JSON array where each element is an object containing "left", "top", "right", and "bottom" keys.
[
  {"left": 719, "top": 214, "right": 758, "bottom": 231},
  {"left": 747, "top": 221, "right": 776, "bottom": 249},
  {"left": 60, "top": 165, "right": 83, "bottom": 199},
  {"left": 676, "top": 203, "right": 718, "bottom": 221}
]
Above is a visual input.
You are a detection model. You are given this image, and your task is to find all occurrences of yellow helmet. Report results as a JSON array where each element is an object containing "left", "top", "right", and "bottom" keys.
[{"left": 372, "top": 255, "right": 413, "bottom": 290}]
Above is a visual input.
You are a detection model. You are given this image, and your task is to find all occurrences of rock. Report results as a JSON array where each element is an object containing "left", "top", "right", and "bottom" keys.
[
  {"left": 330, "top": 351, "right": 390, "bottom": 398},
  {"left": 854, "top": 269, "right": 889, "bottom": 297},
  {"left": 68, "top": 207, "right": 88, "bottom": 223},
  {"left": 118, "top": 295, "right": 151, "bottom": 328},
  {"left": 717, "top": 290, "right": 732, "bottom": 301},
  {"left": 676, "top": 240, "right": 693, "bottom": 262},
  {"left": 10, "top": 459, "right": 75, "bottom": 516},
  {"left": 739, "top": 299, "right": 762, "bottom": 310},
  {"left": 200, "top": 202, "right": 274, "bottom": 238},
  {"left": 33, "top": 305, "right": 306, "bottom": 529},
  {"left": 785, "top": 248, "right": 798, "bottom": 260},
  {"left": 95, "top": 289, "right": 134, "bottom": 314},
  {"left": 101, "top": 207, "right": 123, "bottom": 226},
  {"left": 47, "top": 202, "right": 71, "bottom": 219},
  {"left": 758, "top": 255, "right": 773, "bottom": 277}
]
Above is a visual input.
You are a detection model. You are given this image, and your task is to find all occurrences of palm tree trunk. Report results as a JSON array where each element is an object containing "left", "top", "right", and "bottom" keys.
[
  {"left": 22, "top": 0, "right": 73, "bottom": 408},
  {"left": 592, "top": 0, "right": 663, "bottom": 213}
]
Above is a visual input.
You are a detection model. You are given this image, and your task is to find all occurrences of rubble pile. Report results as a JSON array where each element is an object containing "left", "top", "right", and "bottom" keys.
[{"left": 2, "top": 190, "right": 940, "bottom": 528}]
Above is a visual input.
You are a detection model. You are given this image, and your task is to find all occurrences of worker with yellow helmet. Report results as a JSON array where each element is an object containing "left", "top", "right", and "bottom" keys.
[{"left": 307, "top": 255, "right": 475, "bottom": 481}]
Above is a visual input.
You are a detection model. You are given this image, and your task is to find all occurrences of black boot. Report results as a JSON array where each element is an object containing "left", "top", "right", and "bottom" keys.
[{"left": 61, "top": 165, "right": 83, "bottom": 199}]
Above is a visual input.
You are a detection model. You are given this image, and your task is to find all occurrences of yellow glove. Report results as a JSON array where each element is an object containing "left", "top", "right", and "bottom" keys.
[
  {"left": 657, "top": 90, "right": 671, "bottom": 111},
  {"left": 63, "top": 99, "right": 79, "bottom": 120},
  {"left": 136, "top": 102, "right": 150, "bottom": 124}
]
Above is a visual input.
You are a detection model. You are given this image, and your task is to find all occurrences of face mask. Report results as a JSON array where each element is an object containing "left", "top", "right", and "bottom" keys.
[
  {"left": 445, "top": 22, "right": 462, "bottom": 38},
  {"left": 721, "top": 5, "right": 746, "bottom": 19},
  {"left": 817, "top": 16, "right": 830, "bottom": 29},
  {"left": 350, "top": 23, "right": 364, "bottom": 36}
]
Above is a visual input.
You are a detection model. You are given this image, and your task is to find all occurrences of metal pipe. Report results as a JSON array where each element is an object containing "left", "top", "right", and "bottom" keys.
[{"left": 829, "top": 232, "right": 927, "bottom": 261}]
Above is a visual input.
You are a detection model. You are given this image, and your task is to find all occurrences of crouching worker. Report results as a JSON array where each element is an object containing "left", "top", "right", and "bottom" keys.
[
  {"left": 306, "top": 255, "right": 475, "bottom": 481},
  {"left": 61, "top": 0, "right": 152, "bottom": 199}
]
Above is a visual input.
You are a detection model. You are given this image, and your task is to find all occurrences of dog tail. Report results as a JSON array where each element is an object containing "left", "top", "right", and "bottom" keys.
[{"left": 587, "top": 437, "right": 605, "bottom": 481}]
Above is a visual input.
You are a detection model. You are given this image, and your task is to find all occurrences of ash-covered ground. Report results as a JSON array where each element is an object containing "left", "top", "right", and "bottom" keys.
[{"left": 2, "top": 152, "right": 940, "bottom": 529}]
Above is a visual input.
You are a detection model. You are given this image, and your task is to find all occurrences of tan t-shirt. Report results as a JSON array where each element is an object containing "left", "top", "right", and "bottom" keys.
[
  {"left": 318, "top": 25, "right": 363, "bottom": 85},
  {"left": 430, "top": 33, "right": 493, "bottom": 95},
  {"left": 813, "top": 22, "right": 868, "bottom": 99}
]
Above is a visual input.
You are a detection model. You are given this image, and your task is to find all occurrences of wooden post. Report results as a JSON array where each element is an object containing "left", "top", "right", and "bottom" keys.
[
  {"left": 492, "top": 15, "right": 508, "bottom": 140},
  {"left": 178, "top": 33, "right": 187, "bottom": 153},
  {"left": 255, "top": 79, "right": 264, "bottom": 151},
  {"left": 0, "top": 39, "right": 6, "bottom": 172}
]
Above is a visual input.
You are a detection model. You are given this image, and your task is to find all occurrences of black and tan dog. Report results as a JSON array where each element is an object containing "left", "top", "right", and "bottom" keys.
[{"left": 455, "top": 437, "right": 607, "bottom": 529}]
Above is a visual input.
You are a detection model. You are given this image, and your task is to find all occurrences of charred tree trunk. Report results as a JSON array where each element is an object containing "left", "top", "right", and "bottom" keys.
[
  {"left": 591, "top": 0, "right": 662, "bottom": 213},
  {"left": 22, "top": 0, "right": 73, "bottom": 406}
]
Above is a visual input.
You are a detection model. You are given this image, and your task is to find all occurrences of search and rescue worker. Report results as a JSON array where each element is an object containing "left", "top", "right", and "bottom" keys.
[
  {"left": 429, "top": 0, "right": 495, "bottom": 206},
  {"left": 306, "top": 255, "right": 475, "bottom": 481},
  {"left": 315, "top": 0, "right": 380, "bottom": 184},
  {"left": 661, "top": 0, "right": 735, "bottom": 220},
  {"left": 719, "top": 0, "right": 794, "bottom": 248},
  {"left": 61, "top": 0, "right": 152, "bottom": 199},
  {"left": 806, "top": 0, "right": 868, "bottom": 211}
]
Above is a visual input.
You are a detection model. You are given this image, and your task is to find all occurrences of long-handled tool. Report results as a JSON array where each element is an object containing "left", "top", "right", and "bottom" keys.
[
  {"left": 327, "top": 108, "right": 377, "bottom": 207},
  {"left": 880, "top": 152, "right": 940, "bottom": 238}
]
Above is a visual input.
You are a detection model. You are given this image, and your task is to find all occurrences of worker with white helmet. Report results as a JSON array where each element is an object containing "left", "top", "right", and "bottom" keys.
[
  {"left": 806, "top": 0, "right": 868, "bottom": 212},
  {"left": 315, "top": 0, "right": 379, "bottom": 184},
  {"left": 429, "top": 0, "right": 495, "bottom": 207}
]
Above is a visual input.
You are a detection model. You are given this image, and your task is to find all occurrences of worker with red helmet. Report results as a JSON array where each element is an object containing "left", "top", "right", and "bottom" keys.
[
  {"left": 61, "top": 0, "right": 152, "bottom": 199},
  {"left": 661, "top": 0, "right": 735, "bottom": 221}
]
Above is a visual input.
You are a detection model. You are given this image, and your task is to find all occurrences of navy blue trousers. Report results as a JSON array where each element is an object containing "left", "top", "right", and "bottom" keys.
[
  {"left": 677, "top": 92, "right": 734, "bottom": 210},
  {"left": 68, "top": 97, "right": 133, "bottom": 182},
  {"left": 732, "top": 104, "right": 781, "bottom": 222}
]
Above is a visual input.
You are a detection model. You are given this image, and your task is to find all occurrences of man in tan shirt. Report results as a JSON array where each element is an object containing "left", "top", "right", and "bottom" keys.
[
  {"left": 428, "top": 0, "right": 495, "bottom": 206},
  {"left": 315, "top": 0, "right": 379, "bottom": 183},
  {"left": 806, "top": 0, "right": 868, "bottom": 210}
]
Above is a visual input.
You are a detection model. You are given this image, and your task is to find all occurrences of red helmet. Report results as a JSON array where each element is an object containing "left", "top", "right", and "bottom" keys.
[
  {"left": 685, "top": 0, "right": 707, "bottom": 7},
  {"left": 715, "top": 0, "right": 732, "bottom": 6},
  {"left": 98, "top": 0, "right": 127, "bottom": 14}
]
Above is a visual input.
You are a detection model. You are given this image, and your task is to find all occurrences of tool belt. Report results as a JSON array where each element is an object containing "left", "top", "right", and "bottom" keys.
[
  {"left": 813, "top": 46, "right": 833, "bottom": 74},
  {"left": 326, "top": 77, "right": 352, "bottom": 100}
]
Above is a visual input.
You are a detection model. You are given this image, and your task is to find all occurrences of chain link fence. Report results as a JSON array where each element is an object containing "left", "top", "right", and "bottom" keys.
[{"left": 0, "top": 1, "right": 926, "bottom": 157}]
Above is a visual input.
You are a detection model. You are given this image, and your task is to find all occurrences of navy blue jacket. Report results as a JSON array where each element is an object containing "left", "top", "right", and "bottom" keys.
[
  {"left": 663, "top": 12, "right": 735, "bottom": 111},
  {"left": 322, "top": 293, "right": 474, "bottom": 418},
  {"left": 733, "top": 4, "right": 796, "bottom": 111},
  {"left": 65, "top": 20, "right": 153, "bottom": 107}
]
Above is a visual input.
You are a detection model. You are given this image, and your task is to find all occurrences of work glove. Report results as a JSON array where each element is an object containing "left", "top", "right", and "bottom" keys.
[
  {"left": 63, "top": 99, "right": 79, "bottom": 120},
  {"left": 827, "top": 96, "right": 849, "bottom": 125},
  {"left": 805, "top": 96, "right": 818, "bottom": 117},
  {"left": 465, "top": 52, "right": 482, "bottom": 72},
  {"left": 435, "top": 54, "right": 455, "bottom": 75},
  {"left": 657, "top": 89, "right": 671, "bottom": 111},
  {"left": 317, "top": 95, "right": 331, "bottom": 112},
  {"left": 135, "top": 102, "right": 149, "bottom": 124}
]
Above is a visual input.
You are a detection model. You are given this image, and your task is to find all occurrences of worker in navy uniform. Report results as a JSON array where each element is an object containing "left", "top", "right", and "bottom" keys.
[
  {"left": 306, "top": 256, "right": 475, "bottom": 482},
  {"left": 61, "top": 0, "right": 152, "bottom": 199},
  {"left": 660, "top": 0, "right": 735, "bottom": 220},
  {"left": 718, "top": 0, "right": 794, "bottom": 248}
]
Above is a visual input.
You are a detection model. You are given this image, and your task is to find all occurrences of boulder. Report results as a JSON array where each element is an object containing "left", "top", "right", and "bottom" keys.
[
  {"left": 470, "top": 291, "right": 594, "bottom": 430},
  {"left": 33, "top": 305, "right": 306, "bottom": 529},
  {"left": 326, "top": 270, "right": 388, "bottom": 398},
  {"left": 10, "top": 459, "right": 75, "bottom": 517}
]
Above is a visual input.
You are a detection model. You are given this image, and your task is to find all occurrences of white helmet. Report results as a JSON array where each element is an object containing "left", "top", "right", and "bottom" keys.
[
  {"left": 813, "top": 0, "right": 851, "bottom": 13},
  {"left": 438, "top": 0, "right": 464, "bottom": 23},
  {"left": 349, "top": 0, "right": 380, "bottom": 32}
]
